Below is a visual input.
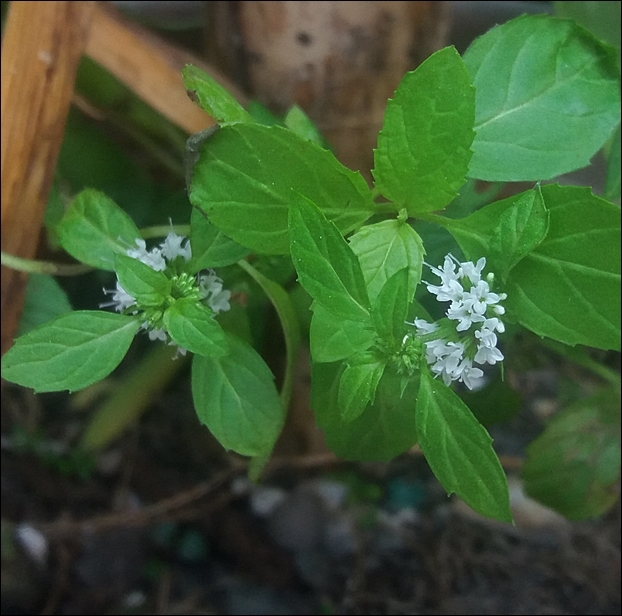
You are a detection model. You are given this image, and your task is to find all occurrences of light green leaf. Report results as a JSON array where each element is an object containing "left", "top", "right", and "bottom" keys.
[
  {"left": 489, "top": 185, "right": 549, "bottom": 279},
  {"left": 189, "top": 123, "right": 375, "bottom": 254},
  {"left": 348, "top": 218, "right": 424, "bottom": 302},
  {"left": 56, "top": 189, "right": 141, "bottom": 270},
  {"left": 284, "top": 104, "right": 326, "bottom": 147},
  {"left": 522, "top": 387, "right": 621, "bottom": 519},
  {"left": 17, "top": 274, "right": 73, "bottom": 336},
  {"left": 114, "top": 254, "right": 171, "bottom": 306},
  {"left": 338, "top": 352, "right": 386, "bottom": 422},
  {"left": 188, "top": 208, "right": 249, "bottom": 271},
  {"left": 191, "top": 335, "right": 285, "bottom": 457},
  {"left": 1, "top": 311, "right": 140, "bottom": 393},
  {"left": 309, "top": 303, "right": 375, "bottom": 363},
  {"left": 181, "top": 64, "right": 252, "bottom": 124},
  {"left": 313, "top": 363, "right": 419, "bottom": 461},
  {"left": 289, "top": 193, "right": 371, "bottom": 322},
  {"left": 163, "top": 298, "right": 228, "bottom": 357},
  {"left": 416, "top": 366, "right": 512, "bottom": 523},
  {"left": 464, "top": 14, "right": 621, "bottom": 181},
  {"left": 373, "top": 47, "right": 475, "bottom": 213}
]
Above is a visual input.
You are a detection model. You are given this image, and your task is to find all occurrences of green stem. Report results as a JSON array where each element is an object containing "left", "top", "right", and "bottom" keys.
[
  {"left": 237, "top": 259, "right": 301, "bottom": 411},
  {"left": 415, "top": 211, "right": 459, "bottom": 228},
  {"left": 79, "top": 343, "right": 189, "bottom": 451},
  {"left": 1, "top": 251, "right": 92, "bottom": 276},
  {"left": 139, "top": 224, "right": 191, "bottom": 240}
]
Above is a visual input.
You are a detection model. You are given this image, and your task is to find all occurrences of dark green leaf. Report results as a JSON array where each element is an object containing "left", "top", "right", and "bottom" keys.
[
  {"left": 373, "top": 47, "right": 475, "bottom": 213},
  {"left": 189, "top": 123, "right": 375, "bottom": 254},
  {"left": 522, "top": 388, "right": 621, "bottom": 519},
  {"left": 371, "top": 268, "right": 410, "bottom": 346},
  {"left": 289, "top": 194, "right": 371, "bottom": 322},
  {"left": 446, "top": 185, "right": 621, "bottom": 350},
  {"left": 115, "top": 254, "right": 171, "bottom": 306},
  {"left": 505, "top": 185, "right": 620, "bottom": 350},
  {"left": 17, "top": 274, "right": 73, "bottom": 336},
  {"left": 1, "top": 311, "right": 140, "bottom": 393},
  {"left": 309, "top": 303, "right": 375, "bottom": 363},
  {"left": 348, "top": 218, "right": 424, "bottom": 302},
  {"left": 191, "top": 335, "right": 285, "bottom": 457},
  {"left": 489, "top": 186, "right": 549, "bottom": 279},
  {"left": 338, "top": 352, "right": 387, "bottom": 422},
  {"left": 181, "top": 64, "right": 252, "bottom": 124},
  {"left": 604, "top": 124, "right": 621, "bottom": 201},
  {"left": 464, "top": 14, "right": 621, "bottom": 181},
  {"left": 188, "top": 208, "right": 249, "bottom": 271},
  {"left": 163, "top": 298, "right": 228, "bottom": 357},
  {"left": 416, "top": 366, "right": 512, "bottom": 523},
  {"left": 313, "top": 363, "right": 419, "bottom": 461},
  {"left": 56, "top": 189, "right": 141, "bottom": 271}
]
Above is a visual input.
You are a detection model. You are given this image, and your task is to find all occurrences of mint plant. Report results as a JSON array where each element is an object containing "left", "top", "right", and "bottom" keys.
[{"left": 2, "top": 15, "right": 620, "bottom": 523}]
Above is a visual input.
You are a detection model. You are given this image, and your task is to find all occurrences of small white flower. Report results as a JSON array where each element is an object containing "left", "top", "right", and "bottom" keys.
[
  {"left": 199, "top": 271, "right": 231, "bottom": 314},
  {"left": 413, "top": 319, "right": 438, "bottom": 335},
  {"left": 160, "top": 230, "right": 192, "bottom": 261},
  {"left": 415, "top": 254, "right": 506, "bottom": 390},
  {"left": 101, "top": 282, "right": 137, "bottom": 313},
  {"left": 147, "top": 328, "right": 168, "bottom": 342},
  {"left": 458, "top": 359, "right": 485, "bottom": 390},
  {"left": 425, "top": 255, "right": 464, "bottom": 302},
  {"left": 102, "top": 231, "right": 230, "bottom": 355},
  {"left": 458, "top": 257, "right": 486, "bottom": 285},
  {"left": 126, "top": 238, "right": 166, "bottom": 271}
]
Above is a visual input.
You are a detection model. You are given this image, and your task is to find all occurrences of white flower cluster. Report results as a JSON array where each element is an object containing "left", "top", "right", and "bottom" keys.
[
  {"left": 411, "top": 254, "right": 506, "bottom": 390},
  {"left": 103, "top": 230, "right": 231, "bottom": 355}
]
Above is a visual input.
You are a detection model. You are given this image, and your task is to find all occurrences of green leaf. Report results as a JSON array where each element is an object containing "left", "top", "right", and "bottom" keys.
[
  {"left": 17, "top": 274, "right": 73, "bottom": 337},
  {"left": 464, "top": 14, "right": 621, "bottom": 181},
  {"left": 522, "top": 388, "right": 621, "bottom": 519},
  {"left": 313, "top": 363, "right": 419, "bottom": 461},
  {"left": 185, "top": 126, "right": 221, "bottom": 194},
  {"left": 373, "top": 47, "right": 475, "bottom": 213},
  {"left": 56, "top": 189, "right": 141, "bottom": 271},
  {"left": 604, "top": 124, "right": 621, "bottom": 201},
  {"left": 1, "top": 311, "right": 140, "bottom": 393},
  {"left": 163, "top": 298, "right": 228, "bottom": 357},
  {"left": 489, "top": 185, "right": 549, "bottom": 280},
  {"left": 114, "top": 254, "right": 171, "bottom": 306},
  {"left": 416, "top": 366, "right": 512, "bottom": 523},
  {"left": 181, "top": 64, "right": 253, "bottom": 124},
  {"left": 289, "top": 194, "right": 371, "bottom": 322},
  {"left": 371, "top": 268, "right": 410, "bottom": 346},
  {"left": 309, "top": 303, "right": 375, "bottom": 363},
  {"left": 189, "top": 123, "right": 375, "bottom": 254},
  {"left": 191, "top": 334, "right": 285, "bottom": 457},
  {"left": 338, "top": 352, "right": 386, "bottom": 422},
  {"left": 554, "top": 2, "right": 622, "bottom": 60},
  {"left": 348, "top": 218, "right": 425, "bottom": 302},
  {"left": 188, "top": 208, "right": 249, "bottom": 271},
  {"left": 238, "top": 260, "right": 301, "bottom": 410},
  {"left": 446, "top": 185, "right": 621, "bottom": 350},
  {"left": 284, "top": 104, "right": 327, "bottom": 147},
  {"left": 505, "top": 185, "right": 620, "bottom": 350}
]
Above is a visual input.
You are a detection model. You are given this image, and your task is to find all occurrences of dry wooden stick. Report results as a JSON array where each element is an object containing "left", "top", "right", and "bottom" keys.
[
  {"left": 84, "top": 2, "right": 248, "bottom": 135},
  {"left": 1, "top": 1, "right": 96, "bottom": 356}
]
